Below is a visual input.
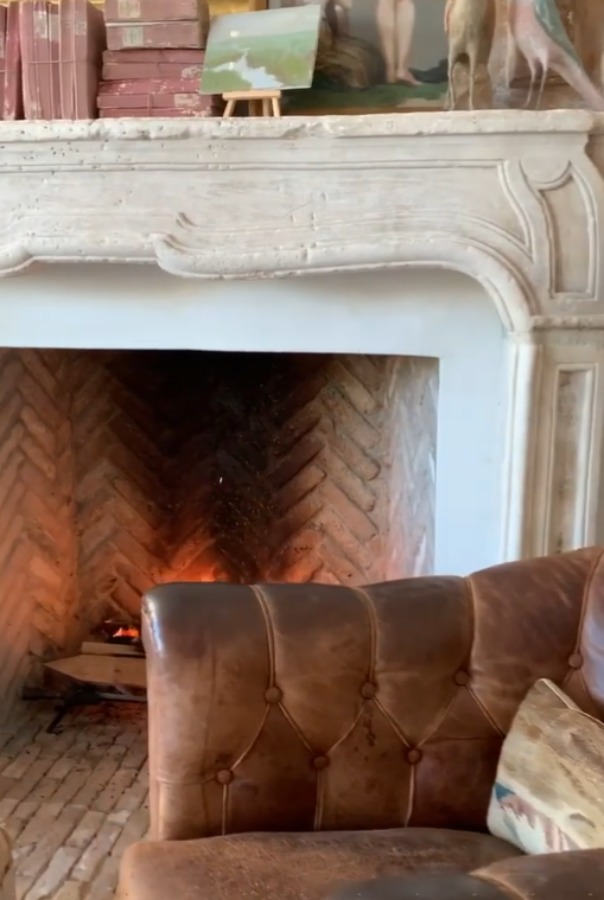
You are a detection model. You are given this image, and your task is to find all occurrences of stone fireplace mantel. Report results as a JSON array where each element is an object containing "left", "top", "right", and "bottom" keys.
[
  {"left": 1, "top": 110, "right": 604, "bottom": 572},
  {"left": 1, "top": 110, "right": 603, "bottom": 327}
]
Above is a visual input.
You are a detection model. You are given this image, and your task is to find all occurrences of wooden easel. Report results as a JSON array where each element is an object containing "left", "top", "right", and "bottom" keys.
[{"left": 222, "top": 89, "right": 282, "bottom": 118}]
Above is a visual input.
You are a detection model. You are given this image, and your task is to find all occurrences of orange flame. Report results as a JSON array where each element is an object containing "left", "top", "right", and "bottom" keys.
[{"left": 112, "top": 626, "right": 140, "bottom": 640}]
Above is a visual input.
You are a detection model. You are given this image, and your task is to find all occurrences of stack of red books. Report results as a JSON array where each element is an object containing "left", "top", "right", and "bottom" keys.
[
  {"left": 99, "top": 49, "right": 220, "bottom": 117},
  {"left": 99, "top": 0, "right": 219, "bottom": 118},
  {"left": 17, "top": 0, "right": 105, "bottom": 119}
]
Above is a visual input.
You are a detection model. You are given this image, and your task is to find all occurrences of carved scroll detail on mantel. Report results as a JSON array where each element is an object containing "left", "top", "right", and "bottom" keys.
[
  {"left": 528, "top": 344, "right": 604, "bottom": 560},
  {"left": 545, "top": 366, "right": 596, "bottom": 554},
  {"left": 519, "top": 157, "right": 602, "bottom": 301}
]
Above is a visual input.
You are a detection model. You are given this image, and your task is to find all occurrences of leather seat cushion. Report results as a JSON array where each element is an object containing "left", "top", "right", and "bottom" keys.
[{"left": 116, "top": 828, "right": 522, "bottom": 900}]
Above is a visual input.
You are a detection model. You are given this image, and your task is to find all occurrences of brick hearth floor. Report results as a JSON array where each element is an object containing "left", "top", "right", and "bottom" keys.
[{"left": 0, "top": 700, "right": 148, "bottom": 900}]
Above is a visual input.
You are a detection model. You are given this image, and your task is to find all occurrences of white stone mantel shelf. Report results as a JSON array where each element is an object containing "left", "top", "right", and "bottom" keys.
[
  {"left": 1, "top": 109, "right": 604, "bottom": 333},
  {"left": 2, "top": 109, "right": 604, "bottom": 566}
]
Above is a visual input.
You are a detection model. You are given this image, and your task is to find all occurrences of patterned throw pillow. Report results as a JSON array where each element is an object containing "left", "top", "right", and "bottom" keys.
[{"left": 487, "top": 678, "right": 604, "bottom": 854}]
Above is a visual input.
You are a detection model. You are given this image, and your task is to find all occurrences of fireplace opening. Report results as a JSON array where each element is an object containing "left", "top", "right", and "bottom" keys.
[{"left": 0, "top": 347, "right": 438, "bottom": 714}]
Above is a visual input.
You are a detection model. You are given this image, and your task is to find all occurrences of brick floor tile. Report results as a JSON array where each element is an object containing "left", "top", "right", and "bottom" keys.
[
  {"left": 52, "top": 880, "right": 87, "bottom": 900},
  {"left": 3, "top": 758, "right": 54, "bottom": 802},
  {"left": 93, "top": 766, "right": 138, "bottom": 814},
  {"left": 66, "top": 811, "right": 106, "bottom": 851},
  {"left": 110, "top": 808, "right": 149, "bottom": 858},
  {"left": 71, "top": 821, "right": 122, "bottom": 883},
  {"left": 0, "top": 703, "right": 147, "bottom": 898},
  {"left": 1, "top": 746, "right": 42, "bottom": 779},
  {"left": 24, "top": 845, "right": 81, "bottom": 900},
  {"left": 87, "top": 852, "right": 121, "bottom": 900}
]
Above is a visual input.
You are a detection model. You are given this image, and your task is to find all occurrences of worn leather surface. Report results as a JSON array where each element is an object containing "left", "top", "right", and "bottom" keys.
[
  {"left": 474, "top": 846, "right": 604, "bottom": 897},
  {"left": 325, "top": 873, "right": 508, "bottom": 899},
  {"left": 142, "top": 547, "right": 604, "bottom": 841},
  {"left": 120, "top": 547, "right": 604, "bottom": 899},
  {"left": 115, "top": 828, "right": 520, "bottom": 900},
  {"left": 322, "top": 848, "right": 604, "bottom": 899}
]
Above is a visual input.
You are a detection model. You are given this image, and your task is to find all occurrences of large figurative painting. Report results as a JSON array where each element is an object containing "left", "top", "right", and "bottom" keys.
[{"left": 268, "top": 0, "right": 448, "bottom": 112}]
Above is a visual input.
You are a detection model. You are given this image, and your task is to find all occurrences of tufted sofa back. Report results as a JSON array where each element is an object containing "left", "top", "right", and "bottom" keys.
[{"left": 142, "top": 547, "right": 604, "bottom": 841}]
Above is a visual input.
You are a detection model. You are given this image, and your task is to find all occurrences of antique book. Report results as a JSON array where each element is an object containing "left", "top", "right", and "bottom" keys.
[
  {"left": 98, "top": 86, "right": 215, "bottom": 110},
  {"left": 103, "top": 47, "right": 205, "bottom": 62},
  {"left": 105, "top": 19, "right": 208, "bottom": 50},
  {"left": 19, "top": 0, "right": 104, "bottom": 119},
  {"left": 4, "top": 1, "right": 23, "bottom": 120},
  {"left": 59, "top": 0, "right": 105, "bottom": 117},
  {"left": 0, "top": 6, "right": 6, "bottom": 119},
  {"left": 17, "top": 1, "right": 31, "bottom": 116},
  {"left": 99, "top": 75, "right": 206, "bottom": 94},
  {"left": 102, "top": 56, "right": 204, "bottom": 80},
  {"left": 104, "top": 0, "right": 207, "bottom": 22},
  {"left": 99, "top": 106, "right": 215, "bottom": 116},
  {"left": 20, "top": 1, "right": 61, "bottom": 119}
]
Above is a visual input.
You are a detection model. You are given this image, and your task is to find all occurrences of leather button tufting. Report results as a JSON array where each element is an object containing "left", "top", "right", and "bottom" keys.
[
  {"left": 216, "top": 769, "right": 233, "bottom": 785},
  {"left": 407, "top": 749, "right": 422, "bottom": 765},
  {"left": 453, "top": 671, "right": 470, "bottom": 686},
  {"left": 312, "top": 756, "right": 329, "bottom": 771},
  {"left": 264, "top": 686, "right": 283, "bottom": 704},
  {"left": 568, "top": 653, "right": 583, "bottom": 669},
  {"left": 360, "top": 682, "right": 377, "bottom": 699}
]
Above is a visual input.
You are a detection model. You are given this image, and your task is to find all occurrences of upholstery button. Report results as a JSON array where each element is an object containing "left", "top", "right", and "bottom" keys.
[
  {"left": 454, "top": 671, "right": 470, "bottom": 686},
  {"left": 568, "top": 653, "right": 583, "bottom": 670},
  {"left": 312, "top": 756, "right": 329, "bottom": 771},
  {"left": 407, "top": 749, "right": 422, "bottom": 765},
  {"left": 264, "top": 686, "right": 282, "bottom": 704},
  {"left": 360, "top": 682, "right": 377, "bottom": 699},
  {"left": 216, "top": 769, "right": 233, "bottom": 785}
]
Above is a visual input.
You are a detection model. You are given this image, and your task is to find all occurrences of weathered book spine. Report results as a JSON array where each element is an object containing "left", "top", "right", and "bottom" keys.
[
  {"left": 104, "top": 0, "right": 205, "bottom": 23},
  {"left": 49, "top": 3, "right": 61, "bottom": 119},
  {"left": 74, "top": 0, "right": 105, "bottom": 117},
  {"left": 99, "top": 75, "right": 204, "bottom": 94},
  {"left": 58, "top": 0, "right": 74, "bottom": 117},
  {"left": 6, "top": 0, "right": 25, "bottom": 120},
  {"left": 102, "top": 59, "right": 204, "bottom": 80},
  {"left": 23, "top": 1, "right": 50, "bottom": 120},
  {"left": 0, "top": 6, "right": 6, "bottom": 120},
  {"left": 105, "top": 19, "right": 207, "bottom": 50},
  {"left": 100, "top": 106, "right": 214, "bottom": 116},
  {"left": 103, "top": 48, "right": 205, "bottom": 63},
  {"left": 98, "top": 88, "right": 215, "bottom": 110}
]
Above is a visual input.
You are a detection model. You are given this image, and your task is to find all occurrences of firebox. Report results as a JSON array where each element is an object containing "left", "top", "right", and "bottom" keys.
[{"left": 0, "top": 346, "right": 437, "bottom": 714}]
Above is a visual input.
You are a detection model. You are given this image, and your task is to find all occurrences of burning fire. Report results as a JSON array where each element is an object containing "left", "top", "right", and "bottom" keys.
[{"left": 112, "top": 626, "right": 140, "bottom": 640}]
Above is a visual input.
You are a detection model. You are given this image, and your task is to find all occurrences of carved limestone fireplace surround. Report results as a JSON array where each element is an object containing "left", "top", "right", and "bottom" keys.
[{"left": 0, "top": 110, "right": 603, "bottom": 712}]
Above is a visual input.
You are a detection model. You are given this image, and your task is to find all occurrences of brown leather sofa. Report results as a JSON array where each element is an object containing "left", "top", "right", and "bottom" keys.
[{"left": 116, "top": 547, "right": 604, "bottom": 900}]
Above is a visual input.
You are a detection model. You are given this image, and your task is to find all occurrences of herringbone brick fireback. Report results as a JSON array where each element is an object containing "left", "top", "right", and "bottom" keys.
[{"left": 0, "top": 348, "right": 438, "bottom": 717}]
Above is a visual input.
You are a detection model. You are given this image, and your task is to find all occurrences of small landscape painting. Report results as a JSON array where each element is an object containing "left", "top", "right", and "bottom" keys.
[
  {"left": 269, "top": 0, "right": 448, "bottom": 113},
  {"left": 200, "top": 4, "right": 322, "bottom": 94}
]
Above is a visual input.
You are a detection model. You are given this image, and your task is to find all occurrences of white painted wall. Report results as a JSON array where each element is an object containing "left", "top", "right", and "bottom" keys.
[{"left": 0, "top": 264, "right": 506, "bottom": 576}]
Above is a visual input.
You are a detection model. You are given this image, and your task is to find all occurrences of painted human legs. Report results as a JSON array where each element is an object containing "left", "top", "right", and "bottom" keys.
[{"left": 377, "top": 0, "right": 419, "bottom": 83}]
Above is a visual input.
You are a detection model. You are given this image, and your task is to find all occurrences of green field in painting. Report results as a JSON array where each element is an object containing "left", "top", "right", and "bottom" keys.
[
  {"left": 285, "top": 80, "right": 447, "bottom": 112},
  {"left": 201, "top": 30, "right": 317, "bottom": 93}
]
